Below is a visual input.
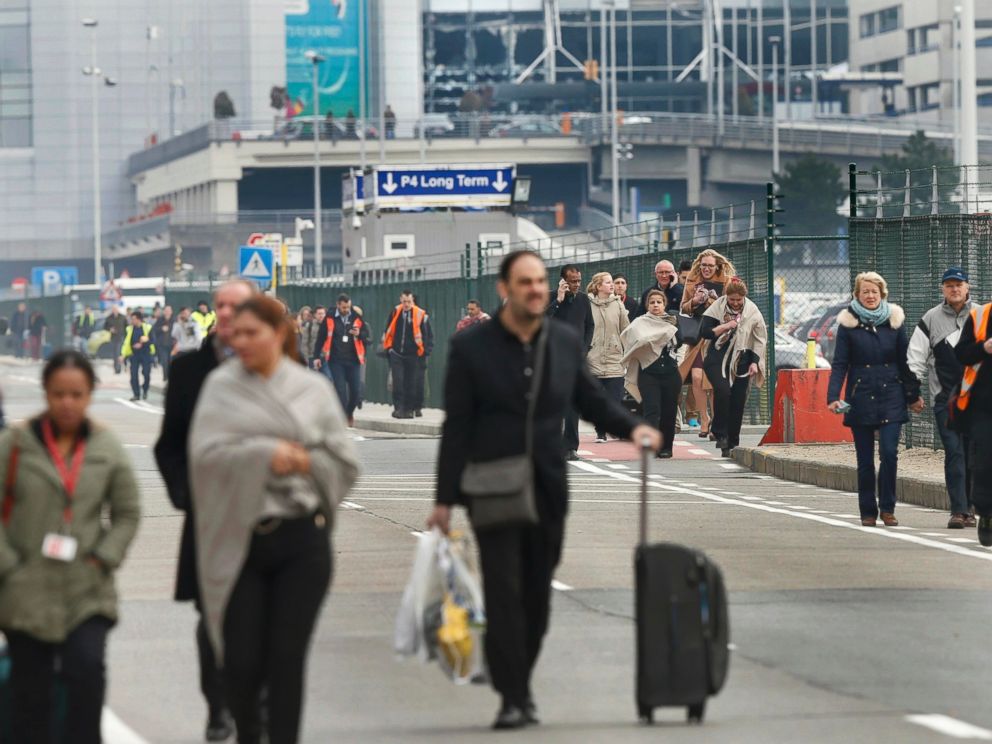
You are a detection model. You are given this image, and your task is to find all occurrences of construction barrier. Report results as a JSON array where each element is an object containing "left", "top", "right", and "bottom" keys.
[{"left": 760, "top": 369, "right": 852, "bottom": 445}]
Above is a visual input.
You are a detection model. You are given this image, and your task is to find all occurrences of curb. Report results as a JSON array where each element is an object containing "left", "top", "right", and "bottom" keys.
[
  {"left": 732, "top": 446, "right": 950, "bottom": 511},
  {"left": 351, "top": 417, "right": 442, "bottom": 436}
]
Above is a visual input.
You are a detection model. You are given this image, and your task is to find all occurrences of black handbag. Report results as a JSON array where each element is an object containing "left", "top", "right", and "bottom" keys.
[
  {"left": 677, "top": 313, "right": 703, "bottom": 346},
  {"left": 460, "top": 323, "right": 548, "bottom": 531}
]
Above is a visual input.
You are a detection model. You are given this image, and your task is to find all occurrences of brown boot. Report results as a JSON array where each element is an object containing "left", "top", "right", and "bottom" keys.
[
  {"left": 965, "top": 509, "right": 977, "bottom": 528},
  {"left": 861, "top": 516, "right": 877, "bottom": 527},
  {"left": 880, "top": 512, "right": 899, "bottom": 527},
  {"left": 948, "top": 513, "right": 966, "bottom": 529}
]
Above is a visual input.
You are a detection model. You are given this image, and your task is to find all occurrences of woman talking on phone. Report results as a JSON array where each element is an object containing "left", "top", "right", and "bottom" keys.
[
  {"left": 700, "top": 278, "right": 767, "bottom": 458},
  {"left": 827, "top": 272, "right": 922, "bottom": 527}
]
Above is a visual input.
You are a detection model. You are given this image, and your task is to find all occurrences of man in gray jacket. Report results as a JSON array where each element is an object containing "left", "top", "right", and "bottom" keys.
[{"left": 906, "top": 267, "right": 978, "bottom": 529}]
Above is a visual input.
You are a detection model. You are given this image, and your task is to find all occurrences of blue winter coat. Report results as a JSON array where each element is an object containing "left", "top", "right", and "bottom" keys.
[{"left": 826, "top": 304, "right": 921, "bottom": 428}]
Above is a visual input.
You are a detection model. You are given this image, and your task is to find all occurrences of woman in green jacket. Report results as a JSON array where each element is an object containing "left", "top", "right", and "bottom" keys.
[{"left": 0, "top": 350, "right": 140, "bottom": 744}]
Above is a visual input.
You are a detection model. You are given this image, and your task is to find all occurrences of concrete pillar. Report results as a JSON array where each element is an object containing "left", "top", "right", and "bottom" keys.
[{"left": 686, "top": 146, "right": 702, "bottom": 207}]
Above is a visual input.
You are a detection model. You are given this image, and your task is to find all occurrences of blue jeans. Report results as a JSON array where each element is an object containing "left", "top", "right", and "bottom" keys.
[
  {"left": 329, "top": 361, "right": 362, "bottom": 418},
  {"left": 130, "top": 354, "right": 152, "bottom": 397},
  {"left": 934, "top": 401, "right": 972, "bottom": 514},
  {"left": 851, "top": 422, "right": 902, "bottom": 517}
]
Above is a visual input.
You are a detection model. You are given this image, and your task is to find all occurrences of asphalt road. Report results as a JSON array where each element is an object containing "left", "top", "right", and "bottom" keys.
[{"left": 3, "top": 358, "right": 992, "bottom": 743}]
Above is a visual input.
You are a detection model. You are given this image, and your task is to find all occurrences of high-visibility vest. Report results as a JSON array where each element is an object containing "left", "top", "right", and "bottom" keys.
[
  {"left": 955, "top": 302, "right": 992, "bottom": 414},
  {"left": 322, "top": 315, "right": 366, "bottom": 365},
  {"left": 383, "top": 305, "right": 425, "bottom": 357},
  {"left": 122, "top": 323, "right": 156, "bottom": 358},
  {"left": 191, "top": 310, "right": 216, "bottom": 333}
]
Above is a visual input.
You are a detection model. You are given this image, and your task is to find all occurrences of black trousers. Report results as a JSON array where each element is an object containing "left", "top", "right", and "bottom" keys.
[
  {"left": 704, "top": 356, "right": 750, "bottom": 448},
  {"left": 8, "top": 615, "right": 113, "bottom": 744},
  {"left": 130, "top": 353, "right": 152, "bottom": 397},
  {"left": 640, "top": 365, "right": 682, "bottom": 454},
  {"left": 157, "top": 345, "right": 172, "bottom": 382},
  {"left": 969, "top": 411, "right": 992, "bottom": 517},
  {"left": 594, "top": 377, "right": 625, "bottom": 439},
  {"left": 329, "top": 360, "right": 362, "bottom": 418},
  {"left": 563, "top": 409, "right": 580, "bottom": 452},
  {"left": 476, "top": 518, "right": 565, "bottom": 708},
  {"left": 223, "top": 514, "right": 332, "bottom": 744},
  {"left": 389, "top": 352, "right": 425, "bottom": 412},
  {"left": 196, "top": 612, "right": 228, "bottom": 717}
]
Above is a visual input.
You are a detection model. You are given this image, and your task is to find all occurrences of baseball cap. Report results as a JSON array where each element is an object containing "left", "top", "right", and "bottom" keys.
[{"left": 942, "top": 267, "right": 969, "bottom": 283}]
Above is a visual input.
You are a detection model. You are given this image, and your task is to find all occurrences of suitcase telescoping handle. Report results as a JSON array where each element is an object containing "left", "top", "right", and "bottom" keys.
[{"left": 639, "top": 437, "right": 652, "bottom": 547}]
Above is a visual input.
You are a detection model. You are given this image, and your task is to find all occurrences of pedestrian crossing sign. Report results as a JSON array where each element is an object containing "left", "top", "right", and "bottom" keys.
[{"left": 239, "top": 246, "right": 273, "bottom": 284}]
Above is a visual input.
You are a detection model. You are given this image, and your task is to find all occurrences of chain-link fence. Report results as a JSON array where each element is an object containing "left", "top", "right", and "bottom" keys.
[{"left": 849, "top": 163, "right": 992, "bottom": 448}]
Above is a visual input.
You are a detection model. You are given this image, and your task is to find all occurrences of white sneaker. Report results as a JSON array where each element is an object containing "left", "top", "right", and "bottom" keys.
[{"left": 595, "top": 437, "right": 607, "bottom": 443}]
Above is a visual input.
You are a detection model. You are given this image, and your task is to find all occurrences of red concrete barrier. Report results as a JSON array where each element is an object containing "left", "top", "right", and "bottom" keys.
[{"left": 760, "top": 369, "right": 852, "bottom": 445}]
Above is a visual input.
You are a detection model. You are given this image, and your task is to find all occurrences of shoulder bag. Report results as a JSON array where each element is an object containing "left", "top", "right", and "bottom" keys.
[
  {"left": 459, "top": 323, "right": 548, "bottom": 531},
  {"left": 677, "top": 313, "right": 703, "bottom": 347}
]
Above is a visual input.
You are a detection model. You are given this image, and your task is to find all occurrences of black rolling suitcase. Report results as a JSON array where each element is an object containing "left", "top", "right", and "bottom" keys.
[{"left": 634, "top": 445, "right": 730, "bottom": 724}]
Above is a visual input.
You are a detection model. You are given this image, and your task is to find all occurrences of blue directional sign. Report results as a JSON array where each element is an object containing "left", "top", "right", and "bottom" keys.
[
  {"left": 342, "top": 170, "right": 365, "bottom": 211},
  {"left": 31, "top": 266, "right": 79, "bottom": 293},
  {"left": 239, "top": 245, "right": 273, "bottom": 286},
  {"left": 373, "top": 164, "right": 515, "bottom": 208}
]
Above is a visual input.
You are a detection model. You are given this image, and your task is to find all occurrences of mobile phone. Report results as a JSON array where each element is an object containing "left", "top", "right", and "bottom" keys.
[{"left": 833, "top": 400, "right": 851, "bottom": 414}]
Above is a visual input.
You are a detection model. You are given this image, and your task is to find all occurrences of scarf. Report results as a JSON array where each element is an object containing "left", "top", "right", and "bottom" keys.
[
  {"left": 189, "top": 358, "right": 359, "bottom": 661},
  {"left": 703, "top": 296, "right": 768, "bottom": 387},
  {"left": 850, "top": 298, "right": 892, "bottom": 327},
  {"left": 620, "top": 312, "right": 679, "bottom": 402}
]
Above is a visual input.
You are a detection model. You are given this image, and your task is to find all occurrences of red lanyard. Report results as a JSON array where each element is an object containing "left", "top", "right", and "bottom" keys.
[{"left": 41, "top": 418, "right": 87, "bottom": 524}]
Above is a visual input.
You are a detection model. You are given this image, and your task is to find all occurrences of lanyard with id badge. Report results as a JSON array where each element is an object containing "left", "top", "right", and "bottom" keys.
[{"left": 40, "top": 419, "right": 87, "bottom": 563}]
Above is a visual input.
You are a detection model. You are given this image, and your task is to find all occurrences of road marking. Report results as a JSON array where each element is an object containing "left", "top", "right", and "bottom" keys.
[
  {"left": 571, "top": 462, "right": 992, "bottom": 563},
  {"left": 688, "top": 449, "right": 711, "bottom": 456},
  {"left": 8, "top": 374, "right": 38, "bottom": 384},
  {"left": 740, "top": 496, "right": 764, "bottom": 501},
  {"left": 831, "top": 514, "right": 859, "bottom": 519},
  {"left": 905, "top": 714, "right": 992, "bottom": 740},
  {"left": 123, "top": 444, "right": 149, "bottom": 449},
  {"left": 114, "top": 398, "right": 163, "bottom": 415},
  {"left": 719, "top": 463, "right": 742, "bottom": 470},
  {"left": 551, "top": 579, "right": 573, "bottom": 591},
  {"left": 349, "top": 496, "right": 718, "bottom": 505},
  {"left": 920, "top": 532, "right": 948, "bottom": 537},
  {"left": 340, "top": 501, "right": 365, "bottom": 510},
  {"left": 577, "top": 450, "right": 594, "bottom": 456},
  {"left": 102, "top": 708, "right": 150, "bottom": 744},
  {"left": 591, "top": 458, "right": 611, "bottom": 462},
  {"left": 947, "top": 537, "right": 977, "bottom": 544},
  {"left": 607, "top": 464, "right": 629, "bottom": 470}
]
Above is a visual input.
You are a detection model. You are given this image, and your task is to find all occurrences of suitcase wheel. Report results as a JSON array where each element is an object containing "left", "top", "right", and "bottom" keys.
[
  {"left": 638, "top": 705, "right": 654, "bottom": 725},
  {"left": 687, "top": 701, "right": 706, "bottom": 724}
]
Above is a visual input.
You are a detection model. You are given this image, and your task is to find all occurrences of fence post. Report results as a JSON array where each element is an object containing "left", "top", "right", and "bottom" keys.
[
  {"left": 930, "top": 165, "right": 939, "bottom": 216},
  {"left": 766, "top": 182, "right": 779, "bottom": 413},
  {"left": 848, "top": 162, "right": 858, "bottom": 219},
  {"left": 875, "top": 171, "right": 884, "bottom": 219},
  {"left": 748, "top": 200, "right": 756, "bottom": 239},
  {"left": 674, "top": 212, "right": 681, "bottom": 249},
  {"left": 903, "top": 169, "right": 911, "bottom": 217},
  {"left": 692, "top": 211, "right": 699, "bottom": 248}
]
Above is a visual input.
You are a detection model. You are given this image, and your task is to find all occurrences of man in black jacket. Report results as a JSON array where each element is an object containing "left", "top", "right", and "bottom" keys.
[
  {"left": 547, "top": 264, "right": 594, "bottom": 459},
  {"left": 956, "top": 301, "right": 992, "bottom": 545},
  {"left": 429, "top": 250, "right": 660, "bottom": 730},
  {"left": 103, "top": 305, "right": 128, "bottom": 373},
  {"left": 314, "top": 293, "right": 370, "bottom": 427},
  {"left": 10, "top": 302, "right": 27, "bottom": 358},
  {"left": 381, "top": 290, "right": 434, "bottom": 418},
  {"left": 634, "top": 259, "right": 682, "bottom": 318},
  {"left": 154, "top": 279, "right": 255, "bottom": 742}
]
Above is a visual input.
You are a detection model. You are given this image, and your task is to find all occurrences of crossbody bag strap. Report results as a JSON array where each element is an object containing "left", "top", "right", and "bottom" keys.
[
  {"left": 2, "top": 429, "right": 21, "bottom": 527},
  {"left": 524, "top": 323, "right": 550, "bottom": 457}
]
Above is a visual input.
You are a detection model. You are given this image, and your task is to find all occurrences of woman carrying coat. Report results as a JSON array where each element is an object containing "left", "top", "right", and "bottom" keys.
[
  {"left": 700, "top": 278, "right": 767, "bottom": 458},
  {"left": 621, "top": 289, "right": 682, "bottom": 458},
  {"left": 827, "top": 272, "right": 923, "bottom": 527},
  {"left": 190, "top": 295, "right": 359, "bottom": 744},
  {"left": 587, "top": 272, "right": 630, "bottom": 443},
  {"left": 679, "top": 249, "right": 737, "bottom": 439},
  {"left": 0, "top": 351, "right": 140, "bottom": 744}
]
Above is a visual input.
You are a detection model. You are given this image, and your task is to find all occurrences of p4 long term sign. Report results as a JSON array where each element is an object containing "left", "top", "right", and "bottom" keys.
[{"left": 372, "top": 164, "right": 515, "bottom": 208}]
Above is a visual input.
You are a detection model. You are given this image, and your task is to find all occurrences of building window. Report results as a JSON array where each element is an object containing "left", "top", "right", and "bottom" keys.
[
  {"left": 384, "top": 234, "right": 415, "bottom": 257},
  {"left": 878, "top": 7, "right": 900, "bottom": 34},
  {"left": 0, "top": 4, "right": 32, "bottom": 148},
  {"left": 908, "top": 24, "right": 939, "bottom": 55},
  {"left": 859, "top": 13, "right": 875, "bottom": 38}
]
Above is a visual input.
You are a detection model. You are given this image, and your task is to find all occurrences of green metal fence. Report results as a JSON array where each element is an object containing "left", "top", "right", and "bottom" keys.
[
  {"left": 848, "top": 163, "right": 992, "bottom": 448},
  {"left": 0, "top": 295, "right": 72, "bottom": 357}
]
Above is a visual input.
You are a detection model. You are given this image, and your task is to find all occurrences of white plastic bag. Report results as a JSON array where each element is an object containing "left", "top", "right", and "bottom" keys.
[{"left": 394, "top": 529, "right": 444, "bottom": 659}]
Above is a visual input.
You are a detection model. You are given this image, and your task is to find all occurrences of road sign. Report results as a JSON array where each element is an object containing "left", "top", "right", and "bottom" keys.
[
  {"left": 100, "top": 279, "right": 122, "bottom": 302},
  {"left": 30, "top": 266, "right": 79, "bottom": 293},
  {"left": 246, "top": 232, "right": 265, "bottom": 246},
  {"left": 372, "top": 164, "right": 515, "bottom": 208},
  {"left": 342, "top": 170, "right": 365, "bottom": 211},
  {"left": 282, "top": 237, "right": 304, "bottom": 268},
  {"left": 239, "top": 245, "right": 274, "bottom": 283},
  {"left": 262, "top": 233, "right": 283, "bottom": 252}
]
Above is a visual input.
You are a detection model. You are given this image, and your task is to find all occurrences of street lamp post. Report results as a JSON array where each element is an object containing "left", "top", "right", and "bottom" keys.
[
  {"left": 604, "top": 0, "right": 620, "bottom": 225},
  {"left": 82, "top": 18, "right": 102, "bottom": 284},
  {"left": 306, "top": 51, "right": 326, "bottom": 276},
  {"left": 770, "top": 36, "right": 781, "bottom": 176}
]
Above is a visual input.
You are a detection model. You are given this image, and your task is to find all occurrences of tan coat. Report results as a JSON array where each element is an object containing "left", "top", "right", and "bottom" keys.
[
  {"left": 0, "top": 423, "right": 140, "bottom": 643},
  {"left": 586, "top": 295, "right": 630, "bottom": 378}
]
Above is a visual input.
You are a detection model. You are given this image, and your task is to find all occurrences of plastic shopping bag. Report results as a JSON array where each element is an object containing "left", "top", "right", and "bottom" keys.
[
  {"left": 394, "top": 529, "right": 444, "bottom": 659},
  {"left": 428, "top": 535, "right": 487, "bottom": 685}
]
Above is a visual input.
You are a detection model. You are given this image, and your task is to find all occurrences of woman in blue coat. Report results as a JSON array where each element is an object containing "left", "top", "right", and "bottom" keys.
[{"left": 827, "top": 272, "right": 923, "bottom": 527}]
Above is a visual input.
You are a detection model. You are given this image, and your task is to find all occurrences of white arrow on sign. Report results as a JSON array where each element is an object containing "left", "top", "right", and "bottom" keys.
[
  {"left": 381, "top": 172, "right": 398, "bottom": 194},
  {"left": 492, "top": 170, "right": 508, "bottom": 192}
]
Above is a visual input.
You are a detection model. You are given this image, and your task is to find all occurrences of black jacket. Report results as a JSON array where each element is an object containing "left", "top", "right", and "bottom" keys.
[
  {"left": 635, "top": 282, "right": 683, "bottom": 319},
  {"left": 619, "top": 295, "right": 638, "bottom": 319},
  {"left": 955, "top": 306, "right": 992, "bottom": 416},
  {"left": 314, "top": 311, "right": 371, "bottom": 364},
  {"left": 436, "top": 314, "right": 640, "bottom": 522},
  {"left": 547, "top": 290, "right": 594, "bottom": 350},
  {"left": 384, "top": 307, "right": 435, "bottom": 357},
  {"left": 103, "top": 312, "right": 127, "bottom": 337},
  {"left": 10, "top": 310, "right": 27, "bottom": 336},
  {"left": 152, "top": 316, "right": 174, "bottom": 351},
  {"left": 827, "top": 305, "right": 921, "bottom": 428},
  {"left": 153, "top": 341, "right": 220, "bottom": 602}
]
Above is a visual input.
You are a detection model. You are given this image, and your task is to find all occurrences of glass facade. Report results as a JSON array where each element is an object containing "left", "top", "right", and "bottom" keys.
[{"left": 0, "top": 1, "right": 31, "bottom": 147}]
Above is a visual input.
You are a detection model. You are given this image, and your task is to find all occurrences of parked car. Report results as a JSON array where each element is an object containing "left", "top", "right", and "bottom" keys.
[
  {"left": 806, "top": 302, "right": 848, "bottom": 361},
  {"left": 413, "top": 113, "right": 455, "bottom": 138},
  {"left": 774, "top": 328, "right": 831, "bottom": 371},
  {"left": 488, "top": 120, "right": 562, "bottom": 138}
]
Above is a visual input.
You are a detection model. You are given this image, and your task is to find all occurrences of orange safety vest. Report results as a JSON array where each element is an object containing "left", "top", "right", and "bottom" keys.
[
  {"left": 955, "top": 303, "right": 992, "bottom": 413},
  {"left": 322, "top": 315, "right": 366, "bottom": 365},
  {"left": 383, "top": 305, "right": 425, "bottom": 357}
]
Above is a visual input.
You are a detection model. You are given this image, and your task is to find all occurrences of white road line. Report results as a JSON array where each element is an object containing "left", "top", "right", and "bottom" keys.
[
  {"left": 831, "top": 514, "right": 859, "bottom": 519},
  {"left": 349, "top": 496, "right": 718, "bottom": 505},
  {"left": 719, "top": 463, "right": 742, "bottom": 469},
  {"left": 740, "top": 496, "right": 764, "bottom": 501},
  {"left": 123, "top": 444, "right": 149, "bottom": 449},
  {"left": 688, "top": 449, "right": 711, "bottom": 456},
  {"left": 102, "top": 708, "right": 150, "bottom": 744},
  {"left": 920, "top": 532, "right": 948, "bottom": 537},
  {"left": 905, "top": 714, "right": 992, "bottom": 740},
  {"left": 607, "top": 464, "right": 630, "bottom": 470},
  {"left": 947, "top": 537, "right": 977, "bottom": 544},
  {"left": 571, "top": 461, "right": 992, "bottom": 564},
  {"left": 576, "top": 450, "right": 594, "bottom": 456},
  {"left": 551, "top": 579, "right": 573, "bottom": 591},
  {"left": 340, "top": 501, "right": 365, "bottom": 510},
  {"left": 114, "top": 398, "right": 163, "bottom": 415},
  {"left": 136, "top": 401, "right": 164, "bottom": 414}
]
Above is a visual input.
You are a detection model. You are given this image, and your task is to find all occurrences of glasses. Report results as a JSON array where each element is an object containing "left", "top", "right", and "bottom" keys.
[{"left": 701, "top": 263, "right": 717, "bottom": 269}]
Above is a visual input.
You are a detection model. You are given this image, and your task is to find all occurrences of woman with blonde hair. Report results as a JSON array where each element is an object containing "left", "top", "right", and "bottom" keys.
[
  {"left": 827, "top": 271, "right": 922, "bottom": 527},
  {"left": 678, "top": 249, "right": 737, "bottom": 438},
  {"left": 700, "top": 278, "right": 766, "bottom": 458},
  {"left": 586, "top": 271, "right": 630, "bottom": 443}
]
